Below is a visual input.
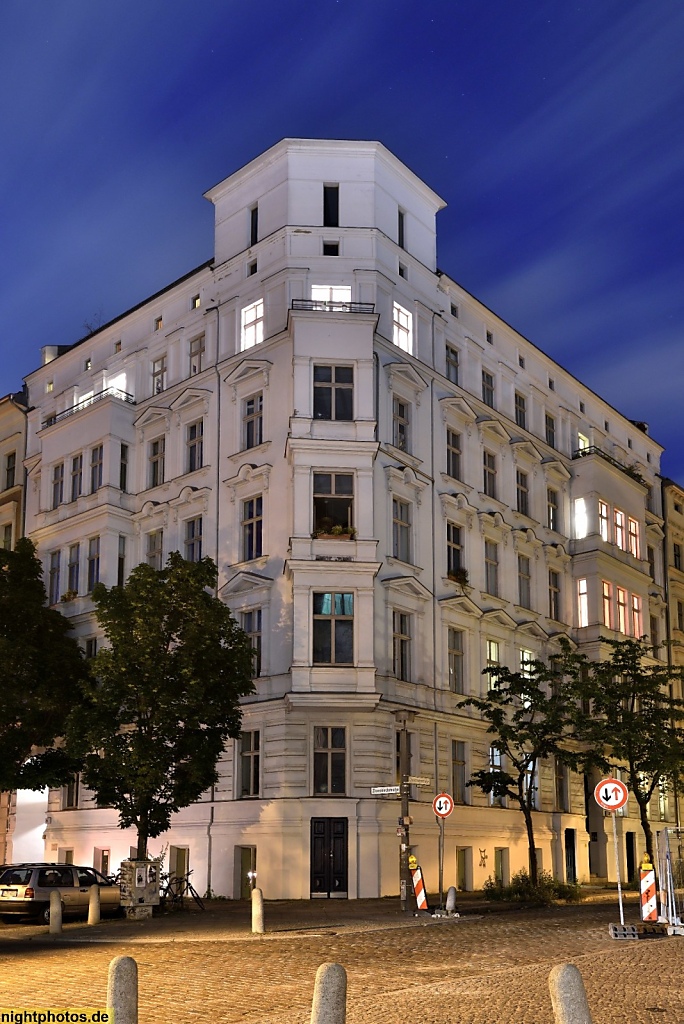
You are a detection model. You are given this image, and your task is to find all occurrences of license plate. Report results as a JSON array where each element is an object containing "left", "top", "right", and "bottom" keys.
[{"left": 1, "top": 889, "right": 18, "bottom": 897}]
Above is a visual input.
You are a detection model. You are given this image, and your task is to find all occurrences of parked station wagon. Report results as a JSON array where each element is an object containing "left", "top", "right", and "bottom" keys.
[{"left": 0, "top": 863, "right": 120, "bottom": 923}]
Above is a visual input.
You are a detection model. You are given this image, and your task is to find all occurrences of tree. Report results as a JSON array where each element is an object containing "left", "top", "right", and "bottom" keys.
[
  {"left": 458, "top": 652, "right": 579, "bottom": 886},
  {"left": 0, "top": 538, "right": 87, "bottom": 791},
  {"left": 68, "top": 553, "right": 255, "bottom": 859},
  {"left": 574, "top": 638, "right": 684, "bottom": 867}
]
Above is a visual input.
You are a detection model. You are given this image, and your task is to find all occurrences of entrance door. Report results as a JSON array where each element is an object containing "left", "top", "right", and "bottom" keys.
[
  {"left": 626, "top": 832, "right": 636, "bottom": 883},
  {"left": 564, "top": 828, "right": 577, "bottom": 883},
  {"left": 310, "top": 818, "right": 348, "bottom": 898}
]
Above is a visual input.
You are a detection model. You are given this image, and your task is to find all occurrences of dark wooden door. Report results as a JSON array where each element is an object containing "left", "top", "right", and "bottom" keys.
[
  {"left": 310, "top": 817, "right": 348, "bottom": 898},
  {"left": 564, "top": 828, "right": 577, "bottom": 883}
]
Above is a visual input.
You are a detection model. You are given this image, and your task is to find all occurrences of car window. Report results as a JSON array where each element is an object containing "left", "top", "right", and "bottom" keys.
[
  {"left": 0, "top": 868, "right": 32, "bottom": 885},
  {"left": 38, "top": 867, "right": 74, "bottom": 887},
  {"left": 76, "top": 868, "right": 99, "bottom": 887},
  {"left": 91, "top": 869, "right": 113, "bottom": 886}
]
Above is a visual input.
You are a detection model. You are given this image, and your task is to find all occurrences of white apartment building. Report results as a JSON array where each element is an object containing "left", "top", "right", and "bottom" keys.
[{"left": 17, "top": 139, "right": 669, "bottom": 898}]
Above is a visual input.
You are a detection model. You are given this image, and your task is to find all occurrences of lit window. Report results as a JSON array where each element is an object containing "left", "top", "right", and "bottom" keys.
[
  {"left": 313, "top": 726, "right": 345, "bottom": 795},
  {"left": 239, "top": 731, "right": 260, "bottom": 797},
  {"left": 313, "top": 592, "right": 354, "bottom": 665},
  {"left": 486, "top": 639, "right": 500, "bottom": 675},
  {"left": 632, "top": 595, "right": 642, "bottom": 637},
  {"left": 448, "top": 629, "right": 464, "bottom": 694},
  {"left": 313, "top": 366, "right": 353, "bottom": 421},
  {"left": 577, "top": 578, "right": 588, "bottom": 627},
  {"left": 599, "top": 500, "right": 609, "bottom": 541},
  {"left": 446, "top": 429, "right": 461, "bottom": 479},
  {"left": 184, "top": 517, "right": 202, "bottom": 562},
  {"left": 393, "top": 611, "right": 412, "bottom": 681},
  {"left": 519, "top": 648, "right": 534, "bottom": 679},
  {"left": 392, "top": 302, "right": 413, "bottom": 353},
  {"left": 242, "top": 496, "right": 263, "bottom": 561},
  {"left": 46, "top": 380, "right": 54, "bottom": 393},
  {"left": 147, "top": 530, "right": 164, "bottom": 570},
  {"left": 602, "top": 581, "right": 612, "bottom": 627},
  {"left": 482, "top": 370, "right": 495, "bottom": 408},
  {"left": 241, "top": 299, "right": 264, "bottom": 350},
  {"left": 628, "top": 518, "right": 640, "bottom": 558},
  {"left": 189, "top": 334, "right": 205, "bottom": 376},
  {"left": 243, "top": 394, "right": 264, "bottom": 448},
  {"left": 191, "top": 294, "right": 201, "bottom": 310},
  {"left": 311, "top": 285, "right": 352, "bottom": 306},
  {"left": 445, "top": 345, "right": 459, "bottom": 384},
  {"left": 154, "top": 316, "right": 163, "bottom": 331},
  {"left": 392, "top": 499, "right": 411, "bottom": 562},
  {"left": 577, "top": 432, "right": 590, "bottom": 452},
  {"left": 574, "top": 498, "right": 588, "bottom": 539},
  {"left": 614, "top": 510, "right": 626, "bottom": 550},
  {"left": 484, "top": 541, "right": 499, "bottom": 596},
  {"left": 617, "top": 587, "right": 628, "bottom": 634}
]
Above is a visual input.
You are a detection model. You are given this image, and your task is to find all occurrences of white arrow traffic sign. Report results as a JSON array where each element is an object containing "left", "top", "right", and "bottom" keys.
[
  {"left": 594, "top": 778, "right": 629, "bottom": 811},
  {"left": 371, "top": 785, "right": 401, "bottom": 796},
  {"left": 432, "top": 792, "right": 454, "bottom": 817}
]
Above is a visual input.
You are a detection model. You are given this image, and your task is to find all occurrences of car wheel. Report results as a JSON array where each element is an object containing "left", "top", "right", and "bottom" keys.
[{"left": 39, "top": 903, "right": 58, "bottom": 926}]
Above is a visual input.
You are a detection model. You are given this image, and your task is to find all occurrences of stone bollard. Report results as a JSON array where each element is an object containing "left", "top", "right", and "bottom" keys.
[
  {"left": 310, "top": 963, "right": 347, "bottom": 1024},
  {"left": 549, "top": 963, "right": 593, "bottom": 1024},
  {"left": 251, "top": 886, "right": 264, "bottom": 934},
  {"left": 48, "top": 889, "right": 62, "bottom": 935},
  {"left": 88, "top": 885, "right": 101, "bottom": 926},
  {"left": 107, "top": 956, "right": 138, "bottom": 1024},
  {"left": 446, "top": 886, "right": 458, "bottom": 915}
]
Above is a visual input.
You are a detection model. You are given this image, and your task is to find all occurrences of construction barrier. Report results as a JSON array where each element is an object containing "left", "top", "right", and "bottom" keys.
[
  {"left": 640, "top": 854, "right": 657, "bottom": 922},
  {"left": 411, "top": 866, "right": 429, "bottom": 911}
]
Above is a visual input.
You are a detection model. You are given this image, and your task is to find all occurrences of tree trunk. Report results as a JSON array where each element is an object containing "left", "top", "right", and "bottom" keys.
[
  {"left": 636, "top": 795, "right": 658, "bottom": 890},
  {"left": 136, "top": 810, "right": 149, "bottom": 860},
  {"left": 521, "top": 799, "right": 538, "bottom": 885}
]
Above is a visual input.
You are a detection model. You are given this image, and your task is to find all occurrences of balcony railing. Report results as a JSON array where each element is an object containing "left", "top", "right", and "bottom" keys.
[
  {"left": 291, "top": 299, "right": 375, "bottom": 314},
  {"left": 572, "top": 445, "right": 645, "bottom": 484},
  {"left": 43, "top": 387, "right": 135, "bottom": 428}
]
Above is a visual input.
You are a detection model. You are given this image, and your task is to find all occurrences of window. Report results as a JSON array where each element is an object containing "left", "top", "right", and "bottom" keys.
[
  {"left": 516, "top": 470, "right": 529, "bottom": 517},
  {"left": 545, "top": 414, "right": 556, "bottom": 448},
  {"left": 119, "top": 444, "right": 128, "bottom": 492},
  {"left": 548, "top": 570, "right": 561, "bottom": 621},
  {"left": 577, "top": 432, "right": 590, "bottom": 452},
  {"left": 483, "top": 451, "right": 496, "bottom": 498},
  {"left": 243, "top": 393, "right": 264, "bottom": 448},
  {"left": 659, "top": 780, "right": 668, "bottom": 821},
  {"left": 517, "top": 555, "right": 531, "bottom": 609},
  {"left": 149, "top": 437, "right": 165, "bottom": 488},
  {"left": 448, "top": 629, "right": 464, "bottom": 694},
  {"left": 450, "top": 303, "right": 459, "bottom": 318},
  {"left": 323, "top": 185, "right": 339, "bottom": 227},
  {"left": 675, "top": 543, "right": 682, "bottom": 570},
  {"left": 313, "top": 592, "right": 353, "bottom": 665},
  {"left": 187, "top": 420, "right": 204, "bottom": 471},
  {"left": 67, "top": 544, "right": 80, "bottom": 594},
  {"left": 250, "top": 204, "right": 258, "bottom": 246},
  {"left": 392, "top": 302, "right": 412, "bottom": 353},
  {"left": 647, "top": 546, "right": 655, "bottom": 580},
  {"left": 604, "top": 420, "right": 610, "bottom": 432},
  {"left": 62, "top": 775, "right": 79, "bottom": 810},
  {"left": 152, "top": 356, "right": 166, "bottom": 394},
  {"left": 632, "top": 595, "right": 642, "bottom": 638},
  {"left": 484, "top": 541, "right": 499, "bottom": 596},
  {"left": 46, "top": 380, "right": 53, "bottom": 393},
  {"left": 191, "top": 294, "right": 201, "bottom": 310},
  {"left": 602, "top": 581, "right": 612, "bottom": 627},
  {"left": 452, "top": 741, "right": 466, "bottom": 803},
  {"left": 617, "top": 587, "right": 628, "bottom": 634},
  {"left": 241, "top": 609, "right": 262, "bottom": 676},
  {"left": 547, "top": 489, "right": 559, "bottom": 532},
  {"left": 2, "top": 524, "right": 11, "bottom": 550},
  {"left": 240, "top": 731, "right": 260, "bottom": 797},
  {"left": 322, "top": 241, "right": 339, "bottom": 256},
  {"left": 489, "top": 747, "right": 504, "bottom": 806},
  {"left": 397, "top": 208, "right": 405, "bottom": 249},
  {"left": 147, "top": 530, "right": 163, "bottom": 570},
  {"left": 52, "top": 462, "right": 64, "bottom": 509},
  {"left": 599, "top": 500, "right": 609, "bottom": 542},
  {"left": 515, "top": 392, "right": 526, "bottom": 430},
  {"left": 482, "top": 370, "right": 494, "bottom": 408},
  {"left": 447, "top": 522, "right": 463, "bottom": 576},
  {"left": 117, "top": 535, "right": 126, "bottom": 588},
  {"left": 5, "top": 452, "right": 16, "bottom": 490},
  {"left": 189, "top": 334, "right": 205, "bottom": 376},
  {"left": 574, "top": 497, "right": 588, "bottom": 539},
  {"left": 486, "top": 331, "right": 493, "bottom": 345},
  {"left": 519, "top": 648, "right": 534, "bottom": 679},
  {"left": 398, "top": 263, "right": 407, "bottom": 280},
  {"left": 577, "top": 578, "right": 588, "bottom": 627},
  {"left": 392, "top": 396, "right": 410, "bottom": 452},
  {"left": 90, "top": 445, "right": 103, "bottom": 493},
  {"left": 114, "top": 340, "right": 122, "bottom": 353},
  {"left": 70, "top": 454, "right": 83, "bottom": 502},
  {"left": 313, "top": 726, "right": 345, "bottom": 794},
  {"left": 84, "top": 638, "right": 97, "bottom": 660},
  {"left": 154, "top": 316, "right": 163, "bottom": 332},
  {"left": 242, "top": 496, "right": 263, "bottom": 560},
  {"left": 486, "top": 639, "right": 500, "bottom": 672},
  {"left": 628, "top": 518, "right": 640, "bottom": 558},
  {"left": 184, "top": 517, "right": 202, "bottom": 562},
  {"left": 678, "top": 601, "right": 684, "bottom": 633},
  {"left": 446, "top": 429, "right": 461, "bottom": 480},
  {"left": 445, "top": 345, "right": 459, "bottom": 384},
  {"left": 614, "top": 510, "right": 626, "bottom": 550},
  {"left": 311, "top": 285, "right": 352, "bottom": 305},
  {"left": 48, "top": 551, "right": 60, "bottom": 604},
  {"left": 87, "top": 536, "right": 100, "bottom": 592},
  {"left": 393, "top": 611, "right": 411, "bottom": 681},
  {"left": 519, "top": 355, "right": 525, "bottom": 368},
  {"left": 392, "top": 499, "right": 411, "bottom": 563},
  {"left": 313, "top": 366, "right": 353, "bottom": 421},
  {"left": 313, "top": 473, "right": 353, "bottom": 533},
  {"left": 554, "top": 758, "right": 569, "bottom": 812},
  {"left": 84, "top": 357, "right": 92, "bottom": 371},
  {"left": 248, "top": 260, "right": 257, "bottom": 276},
  {"left": 241, "top": 299, "right": 264, "bottom": 350}
]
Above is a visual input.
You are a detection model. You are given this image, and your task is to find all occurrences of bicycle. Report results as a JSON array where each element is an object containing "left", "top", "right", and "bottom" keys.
[{"left": 159, "top": 870, "right": 205, "bottom": 911}]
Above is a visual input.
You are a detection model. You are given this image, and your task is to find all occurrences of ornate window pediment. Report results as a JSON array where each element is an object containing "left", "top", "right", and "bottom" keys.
[
  {"left": 223, "top": 358, "right": 272, "bottom": 398},
  {"left": 135, "top": 406, "right": 170, "bottom": 431},
  {"left": 477, "top": 416, "right": 511, "bottom": 445},
  {"left": 439, "top": 593, "right": 482, "bottom": 618},
  {"left": 541, "top": 456, "right": 571, "bottom": 482},
  {"left": 219, "top": 569, "right": 274, "bottom": 599},
  {"left": 169, "top": 388, "right": 211, "bottom": 415},
  {"left": 481, "top": 607, "right": 517, "bottom": 630},
  {"left": 381, "top": 575, "right": 431, "bottom": 603},
  {"left": 514, "top": 620, "right": 549, "bottom": 642},
  {"left": 385, "top": 362, "right": 428, "bottom": 402},
  {"left": 439, "top": 396, "right": 477, "bottom": 425},
  {"left": 510, "top": 439, "right": 543, "bottom": 463}
]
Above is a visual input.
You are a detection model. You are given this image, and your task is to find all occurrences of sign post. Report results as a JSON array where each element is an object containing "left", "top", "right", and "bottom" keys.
[
  {"left": 432, "top": 793, "right": 454, "bottom": 912},
  {"left": 594, "top": 778, "right": 629, "bottom": 926}
]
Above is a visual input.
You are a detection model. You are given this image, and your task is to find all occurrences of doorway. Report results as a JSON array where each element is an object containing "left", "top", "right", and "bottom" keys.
[
  {"left": 310, "top": 818, "right": 348, "bottom": 898},
  {"left": 564, "top": 828, "right": 577, "bottom": 883},
  {"left": 626, "top": 832, "right": 636, "bottom": 883},
  {"left": 235, "top": 846, "right": 257, "bottom": 900}
]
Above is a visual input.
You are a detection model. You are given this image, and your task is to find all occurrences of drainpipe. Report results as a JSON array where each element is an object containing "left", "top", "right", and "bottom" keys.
[
  {"left": 204, "top": 304, "right": 222, "bottom": 597},
  {"left": 660, "top": 476, "right": 681, "bottom": 830},
  {"left": 206, "top": 787, "right": 215, "bottom": 897}
]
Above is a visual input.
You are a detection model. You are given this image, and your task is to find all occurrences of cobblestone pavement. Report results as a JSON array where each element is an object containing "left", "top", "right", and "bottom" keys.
[{"left": 0, "top": 896, "right": 681, "bottom": 1023}]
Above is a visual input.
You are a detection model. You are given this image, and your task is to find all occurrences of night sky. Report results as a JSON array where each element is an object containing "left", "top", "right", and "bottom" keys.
[{"left": 2, "top": 2, "right": 684, "bottom": 478}]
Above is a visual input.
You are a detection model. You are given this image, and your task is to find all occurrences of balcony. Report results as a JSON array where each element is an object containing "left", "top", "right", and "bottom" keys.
[
  {"left": 291, "top": 299, "right": 375, "bottom": 315},
  {"left": 43, "top": 387, "right": 135, "bottom": 428},
  {"left": 572, "top": 445, "right": 645, "bottom": 485}
]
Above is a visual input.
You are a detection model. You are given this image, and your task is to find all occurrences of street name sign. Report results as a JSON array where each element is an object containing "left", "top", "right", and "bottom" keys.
[
  {"left": 371, "top": 785, "right": 401, "bottom": 796},
  {"left": 407, "top": 776, "right": 431, "bottom": 786},
  {"left": 594, "top": 778, "right": 629, "bottom": 812}
]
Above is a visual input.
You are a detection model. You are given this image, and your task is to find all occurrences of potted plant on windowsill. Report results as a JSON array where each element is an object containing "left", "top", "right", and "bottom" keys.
[
  {"left": 60, "top": 590, "right": 78, "bottom": 603},
  {"left": 447, "top": 567, "right": 470, "bottom": 591},
  {"left": 312, "top": 524, "right": 357, "bottom": 540}
]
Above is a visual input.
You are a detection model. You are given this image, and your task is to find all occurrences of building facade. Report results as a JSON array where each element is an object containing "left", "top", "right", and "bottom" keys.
[{"left": 15, "top": 139, "right": 675, "bottom": 896}]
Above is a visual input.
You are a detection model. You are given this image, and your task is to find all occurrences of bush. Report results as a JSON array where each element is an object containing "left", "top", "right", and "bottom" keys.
[{"left": 482, "top": 870, "right": 583, "bottom": 906}]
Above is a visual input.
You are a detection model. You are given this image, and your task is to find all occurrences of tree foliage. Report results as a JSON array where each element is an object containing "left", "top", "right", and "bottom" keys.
[
  {"left": 0, "top": 538, "right": 87, "bottom": 791},
  {"left": 68, "top": 554, "right": 255, "bottom": 858},
  {"left": 458, "top": 651, "right": 579, "bottom": 885}
]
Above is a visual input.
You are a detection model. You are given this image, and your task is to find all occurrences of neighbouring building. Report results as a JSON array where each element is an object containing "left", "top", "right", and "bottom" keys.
[{"left": 11, "top": 139, "right": 677, "bottom": 896}]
